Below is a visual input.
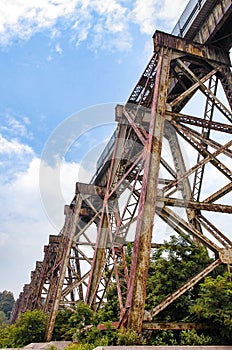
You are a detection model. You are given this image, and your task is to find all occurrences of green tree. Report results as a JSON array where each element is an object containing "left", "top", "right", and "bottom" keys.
[
  {"left": 53, "top": 308, "right": 73, "bottom": 340},
  {"left": 0, "top": 290, "right": 15, "bottom": 319},
  {"left": 0, "top": 324, "right": 15, "bottom": 348},
  {"left": 0, "top": 310, "right": 8, "bottom": 328},
  {"left": 190, "top": 273, "right": 232, "bottom": 344},
  {"left": 13, "top": 309, "right": 47, "bottom": 347},
  {"left": 1, "top": 310, "right": 47, "bottom": 348},
  {"left": 146, "top": 235, "right": 212, "bottom": 321},
  {"left": 96, "top": 285, "right": 120, "bottom": 323},
  {"left": 0, "top": 310, "right": 47, "bottom": 348},
  {"left": 63, "top": 302, "right": 94, "bottom": 341}
]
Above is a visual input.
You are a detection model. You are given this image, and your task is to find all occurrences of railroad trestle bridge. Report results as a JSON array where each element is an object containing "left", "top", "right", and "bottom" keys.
[{"left": 10, "top": 0, "right": 232, "bottom": 341}]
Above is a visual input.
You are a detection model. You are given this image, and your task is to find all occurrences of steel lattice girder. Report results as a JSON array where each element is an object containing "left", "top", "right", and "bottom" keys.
[
  {"left": 10, "top": 31, "right": 232, "bottom": 339},
  {"left": 83, "top": 31, "right": 232, "bottom": 332}
]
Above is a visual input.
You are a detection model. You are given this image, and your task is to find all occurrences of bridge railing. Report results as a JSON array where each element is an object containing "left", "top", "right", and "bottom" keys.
[
  {"left": 172, "top": 0, "right": 207, "bottom": 37},
  {"left": 90, "top": 129, "right": 117, "bottom": 184}
]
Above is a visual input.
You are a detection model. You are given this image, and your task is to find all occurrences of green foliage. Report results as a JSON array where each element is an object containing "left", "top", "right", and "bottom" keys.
[
  {"left": 116, "top": 328, "right": 139, "bottom": 345},
  {"left": 55, "top": 302, "right": 94, "bottom": 341},
  {"left": 0, "top": 310, "right": 8, "bottom": 328},
  {"left": 0, "top": 309, "right": 47, "bottom": 348},
  {"left": 45, "top": 236, "right": 232, "bottom": 346},
  {"left": 190, "top": 272, "right": 232, "bottom": 343},
  {"left": 69, "top": 302, "right": 94, "bottom": 330},
  {"left": 0, "top": 324, "right": 13, "bottom": 348},
  {"left": 180, "top": 329, "right": 212, "bottom": 345},
  {"left": 146, "top": 235, "right": 212, "bottom": 321},
  {"left": 66, "top": 325, "right": 110, "bottom": 349},
  {"left": 96, "top": 285, "right": 120, "bottom": 323},
  {"left": 103, "top": 321, "right": 118, "bottom": 345},
  {"left": 149, "top": 330, "right": 177, "bottom": 345},
  {"left": 46, "top": 345, "right": 57, "bottom": 350},
  {"left": 77, "top": 326, "right": 101, "bottom": 344},
  {"left": 0, "top": 290, "right": 15, "bottom": 319},
  {"left": 14, "top": 309, "right": 47, "bottom": 346},
  {"left": 65, "top": 343, "right": 96, "bottom": 350},
  {"left": 53, "top": 308, "right": 73, "bottom": 340}
]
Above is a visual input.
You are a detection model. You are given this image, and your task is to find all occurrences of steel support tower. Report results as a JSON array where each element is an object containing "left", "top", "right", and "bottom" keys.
[{"left": 10, "top": 0, "right": 232, "bottom": 341}]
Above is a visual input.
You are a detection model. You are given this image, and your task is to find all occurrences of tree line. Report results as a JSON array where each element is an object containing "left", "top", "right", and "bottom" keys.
[{"left": 0, "top": 290, "right": 15, "bottom": 328}]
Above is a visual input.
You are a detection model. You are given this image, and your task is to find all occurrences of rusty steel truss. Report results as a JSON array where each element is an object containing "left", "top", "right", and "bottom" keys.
[{"left": 11, "top": 0, "right": 232, "bottom": 343}]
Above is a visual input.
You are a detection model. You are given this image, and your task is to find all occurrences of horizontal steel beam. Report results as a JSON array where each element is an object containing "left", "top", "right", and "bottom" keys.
[
  {"left": 168, "top": 112, "right": 232, "bottom": 134},
  {"left": 161, "top": 197, "right": 232, "bottom": 214},
  {"left": 153, "top": 31, "right": 230, "bottom": 65},
  {"left": 142, "top": 321, "right": 211, "bottom": 330}
]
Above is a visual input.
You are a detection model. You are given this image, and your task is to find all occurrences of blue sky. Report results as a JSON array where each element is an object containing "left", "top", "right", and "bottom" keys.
[{"left": 0, "top": 0, "right": 191, "bottom": 298}]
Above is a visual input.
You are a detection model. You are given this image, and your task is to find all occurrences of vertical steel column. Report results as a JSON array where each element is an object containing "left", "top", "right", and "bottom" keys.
[
  {"left": 45, "top": 195, "right": 82, "bottom": 341},
  {"left": 125, "top": 47, "right": 171, "bottom": 333},
  {"left": 85, "top": 213, "right": 109, "bottom": 308},
  {"left": 85, "top": 123, "right": 128, "bottom": 306}
]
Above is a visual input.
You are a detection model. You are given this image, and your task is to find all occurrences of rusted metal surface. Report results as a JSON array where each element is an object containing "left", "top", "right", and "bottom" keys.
[
  {"left": 142, "top": 322, "right": 211, "bottom": 330},
  {"left": 191, "top": 74, "right": 218, "bottom": 203},
  {"left": 219, "top": 65, "right": 232, "bottom": 110},
  {"left": 159, "top": 206, "right": 219, "bottom": 252},
  {"left": 11, "top": 3, "right": 232, "bottom": 341},
  {"left": 193, "top": 0, "right": 232, "bottom": 49},
  {"left": 172, "top": 0, "right": 218, "bottom": 39},
  {"left": 76, "top": 182, "right": 105, "bottom": 197},
  {"left": 162, "top": 197, "right": 232, "bottom": 214},
  {"left": 197, "top": 214, "right": 232, "bottom": 248},
  {"left": 153, "top": 31, "right": 230, "bottom": 65},
  {"left": 127, "top": 54, "right": 158, "bottom": 106},
  {"left": 85, "top": 213, "right": 109, "bottom": 307},
  {"left": 45, "top": 195, "right": 82, "bottom": 341},
  {"left": 175, "top": 59, "right": 232, "bottom": 123},
  {"left": 125, "top": 47, "right": 171, "bottom": 332},
  {"left": 219, "top": 248, "right": 232, "bottom": 264},
  {"left": 204, "top": 182, "right": 232, "bottom": 203},
  {"left": 169, "top": 112, "right": 232, "bottom": 134}
]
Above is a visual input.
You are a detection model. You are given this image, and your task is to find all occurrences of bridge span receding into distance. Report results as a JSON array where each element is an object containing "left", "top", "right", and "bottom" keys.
[{"left": 10, "top": 0, "right": 232, "bottom": 342}]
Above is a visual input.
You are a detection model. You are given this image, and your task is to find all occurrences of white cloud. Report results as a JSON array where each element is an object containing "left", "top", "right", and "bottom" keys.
[
  {"left": 0, "top": 135, "right": 92, "bottom": 296},
  {"left": 132, "top": 0, "right": 189, "bottom": 35},
  {"left": 0, "top": 134, "right": 33, "bottom": 156},
  {"left": 0, "top": 0, "right": 190, "bottom": 52},
  {"left": 0, "top": 154, "right": 52, "bottom": 296},
  {"left": 0, "top": 110, "right": 33, "bottom": 140},
  {"left": 39, "top": 157, "right": 93, "bottom": 231},
  {"left": 0, "top": 0, "right": 131, "bottom": 51},
  {"left": 0, "top": 232, "right": 9, "bottom": 247},
  {"left": 55, "top": 43, "right": 63, "bottom": 55}
]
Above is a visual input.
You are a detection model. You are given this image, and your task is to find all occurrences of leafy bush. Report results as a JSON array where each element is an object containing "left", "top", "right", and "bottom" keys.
[
  {"left": 190, "top": 272, "right": 232, "bottom": 344},
  {"left": 149, "top": 330, "right": 177, "bottom": 345},
  {"left": 65, "top": 343, "right": 95, "bottom": 350},
  {"left": 180, "top": 330, "right": 212, "bottom": 345},
  {"left": 0, "top": 309, "right": 47, "bottom": 348},
  {"left": 116, "top": 328, "right": 139, "bottom": 345}
]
